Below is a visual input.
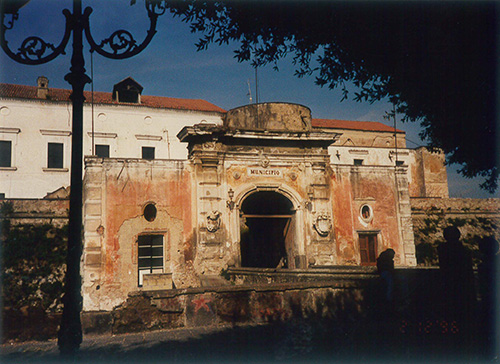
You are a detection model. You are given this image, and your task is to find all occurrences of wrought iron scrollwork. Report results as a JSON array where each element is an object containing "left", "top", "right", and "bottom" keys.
[
  {"left": 1, "top": 0, "right": 165, "bottom": 63},
  {"left": 98, "top": 30, "right": 137, "bottom": 55},
  {"left": 1, "top": 7, "right": 71, "bottom": 65},
  {"left": 17, "top": 36, "right": 59, "bottom": 61},
  {"left": 2, "top": 12, "right": 19, "bottom": 30},
  {"left": 83, "top": 0, "right": 164, "bottom": 59},
  {"left": 146, "top": 0, "right": 167, "bottom": 16}
]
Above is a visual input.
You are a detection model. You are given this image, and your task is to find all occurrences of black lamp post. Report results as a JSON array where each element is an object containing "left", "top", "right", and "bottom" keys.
[{"left": 1, "top": 0, "right": 165, "bottom": 355}]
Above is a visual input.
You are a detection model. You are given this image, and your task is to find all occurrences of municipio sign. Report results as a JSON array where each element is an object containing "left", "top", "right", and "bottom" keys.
[{"left": 247, "top": 168, "right": 282, "bottom": 177}]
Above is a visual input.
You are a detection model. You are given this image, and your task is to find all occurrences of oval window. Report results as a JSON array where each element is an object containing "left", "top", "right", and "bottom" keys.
[
  {"left": 144, "top": 203, "right": 157, "bottom": 222},
  {"left": 360, "top": 204, "right": 373, "bottom": 222}
]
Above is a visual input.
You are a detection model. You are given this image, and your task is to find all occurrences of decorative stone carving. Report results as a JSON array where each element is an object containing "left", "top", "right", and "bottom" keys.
[
  {"left": 314, "top": 213, "right": 332, "bottom": 237},
  {"left": 206, "top": 210, "right": 221, "bottom": 232},
  {"left": 257, "top": 149, "right": 270, "bottom": 168},
  {"left": 304, "top": 199, "right": 312, "bottom": 211},
  {"left": 260, "top": 157, "right": 270, "bottom": 168},
  {"left": 203, "top": 141, "right": 217, "bottom": 150}
]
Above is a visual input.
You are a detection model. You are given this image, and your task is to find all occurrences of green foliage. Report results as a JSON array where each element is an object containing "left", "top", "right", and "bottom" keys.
[
  {"left": 418, "top": 217, "right": 440, "bottom": 236},
  {"left": 2, "top": 223, "right": 67, "bottom": 312},
  {"left": 0, "top": 201, "right": 14, "bottom": 216},
  {"left": 418, "top": 225, "right": 436, "bottom": 235},
  {"left": 414, "top": 211, "right": 500, "bottom": 267},
  {"left": 415, "top": 242, "right": 438, "bottom": 266},
  {"left": 446, "top": 217, "right": 468, "bottom": 228}
]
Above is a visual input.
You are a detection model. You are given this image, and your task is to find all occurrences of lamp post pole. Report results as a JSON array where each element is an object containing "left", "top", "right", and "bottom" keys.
[
  {"left": 0, "top": 0, "right": 166, "bottom": 354},
  {"left": 58, "top": 0, "right": 88, "bottom": 354}
]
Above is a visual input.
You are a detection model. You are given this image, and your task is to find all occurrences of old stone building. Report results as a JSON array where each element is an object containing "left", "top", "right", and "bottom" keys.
[
  {"left": 81, "top": 102, "right": 449, "bottom": 311},
  {"left": 4, "top": 79, "right": 499, "bottom": 343}
]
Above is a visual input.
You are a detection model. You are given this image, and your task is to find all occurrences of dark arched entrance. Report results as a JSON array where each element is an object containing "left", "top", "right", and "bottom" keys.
[{"left": 240, "top": 191, "right": 295, "bottom": 268}]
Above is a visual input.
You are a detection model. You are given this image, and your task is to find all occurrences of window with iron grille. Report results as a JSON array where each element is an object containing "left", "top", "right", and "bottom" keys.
[{"left": 137, "top": 234, "right": 163, "bottom": 286}]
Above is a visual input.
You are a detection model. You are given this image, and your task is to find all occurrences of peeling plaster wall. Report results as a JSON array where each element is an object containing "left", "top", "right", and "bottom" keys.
[
  {"left": 82, "top": 157, "right": 197, "bottom": 311},
  {"left": 330, "top": 165, "right": 415, "bottom": 267}
]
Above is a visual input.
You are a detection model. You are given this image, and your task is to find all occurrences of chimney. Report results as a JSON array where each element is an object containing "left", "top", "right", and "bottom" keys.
[{"left": 37, "top": 76, "right": 49, "bottom": 99}]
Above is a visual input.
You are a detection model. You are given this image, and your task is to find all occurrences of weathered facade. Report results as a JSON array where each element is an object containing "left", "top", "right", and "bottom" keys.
[{"left": 82, "top": 103, "right": 431, "bottom": 311}]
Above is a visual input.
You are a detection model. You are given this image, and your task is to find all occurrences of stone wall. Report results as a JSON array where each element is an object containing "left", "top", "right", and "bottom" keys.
[
  {"left": 225, "top": 103, "right": 312, "bottom": 131},
  {"left": 408, "top": 148, "right": 449, "bottom": 198},
  {"left": 411, "top": 197, "right": 500, "bottom": 266},
  {"left": 79, "top": 268, "right": 444, "bottom": 339},
  {"left": 1, "top": 198, "right": 69, "bottom": 226},
  {"left": 82, "top": 157, "right": 198, "bottom": 312},
  {"left": 5, "top": 277, "right": 376, "bottom": 341}
]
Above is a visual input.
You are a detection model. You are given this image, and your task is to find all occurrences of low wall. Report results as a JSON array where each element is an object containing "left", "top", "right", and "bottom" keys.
[
  {"left": 1, "top": 198, "right": 69, "bottom": 226},
  {"left": 82, "top": 280, "right": 370, "bottom": 335},
  {"left": 82, "top": 269, "right": 445, "bottom": 336},
  {"left": 4, "top": 267, "right": 487, "bottom": 345}
]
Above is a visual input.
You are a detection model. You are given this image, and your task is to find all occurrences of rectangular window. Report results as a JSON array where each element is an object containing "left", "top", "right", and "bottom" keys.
[
  {"left": 47, "top": 142, "right": 64, "bottom": 169},
  {"left": 142, "top": 146, "right": 155, "bottom": 160},
  {"left": 0, "top": 141, "right": 12, "bottom": 167},
  {"left": 396, "top": 160, "right": 404, "bottom": 166},
  {"left": 138, "top": 234, "right": 163, "bottom": 286},
  {"left": 354, "top": 159, "right": 364, "bottom": 166},
  {"left": 95, "top": 144, "right": 110, "bottom": 158},
  {"left": 359, "top": 233, "right": 377, "bottom": 265}
]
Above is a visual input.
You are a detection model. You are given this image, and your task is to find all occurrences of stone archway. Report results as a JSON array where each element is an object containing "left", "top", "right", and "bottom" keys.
[{"left": 239, "top": 191, "right": 296, "bottom": 268}]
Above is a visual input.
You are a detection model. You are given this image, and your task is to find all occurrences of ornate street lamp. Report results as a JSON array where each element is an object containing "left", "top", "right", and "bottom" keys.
[{"left": 1, "top": 0, "right": 166, "bottom": 355}]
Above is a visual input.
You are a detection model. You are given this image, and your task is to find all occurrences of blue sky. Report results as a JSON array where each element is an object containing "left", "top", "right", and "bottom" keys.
[{"left": 0, "top": 0, "right": 496, "bottom": 198}]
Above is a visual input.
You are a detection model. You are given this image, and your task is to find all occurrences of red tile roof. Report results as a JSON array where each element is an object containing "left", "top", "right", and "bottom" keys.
[
  {"left": 312, "top": 118, "right": 404, "bottom": 133},
  {"left": 0, "top": 83, "right": 226, "bottom": 114},
  {"left": 0, "top": 83, "right": 405, "bottom": 133}
]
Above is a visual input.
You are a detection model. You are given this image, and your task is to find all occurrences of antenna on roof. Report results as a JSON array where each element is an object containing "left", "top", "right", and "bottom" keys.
[
  {"left": 247, "top": 79, "right": 252, "bottom": 104},
  {"left": 392, "top": 103, "right": 398, "bottom": 166},
  {"left": 90, "top": 50, "right": 95, "bottom": 156},
  {"left": 255, "top": 67, "right": 259, "bottom": 104},
  {"left": 383, "top": 104, "right": 399, "bottom": 166}
]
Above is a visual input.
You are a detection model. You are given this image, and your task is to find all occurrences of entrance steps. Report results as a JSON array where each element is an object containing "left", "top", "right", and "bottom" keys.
[
  {"left": 227, "top": 266, "right": 378, "bottom": 285},
  {"left": 199, "top": 274, "right": 233, "bottom": 287}
]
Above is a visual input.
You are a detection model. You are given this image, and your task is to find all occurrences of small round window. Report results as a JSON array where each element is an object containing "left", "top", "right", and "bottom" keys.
[
  {"left": 360, "top": 204, "right": 373, "bottom": 222},
  {"left": 144, "top": 203, "right": 157, "bottom": 222}
]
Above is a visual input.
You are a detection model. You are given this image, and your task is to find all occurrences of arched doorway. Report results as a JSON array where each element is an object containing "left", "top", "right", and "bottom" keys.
[{"left": 240, "top": 191, "right": 295, "bottom": 268}]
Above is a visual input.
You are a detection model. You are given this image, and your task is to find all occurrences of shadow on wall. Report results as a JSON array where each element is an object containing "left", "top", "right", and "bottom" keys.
[{"left": 413, "top": 209, "right": 499, "bottom": 267}]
